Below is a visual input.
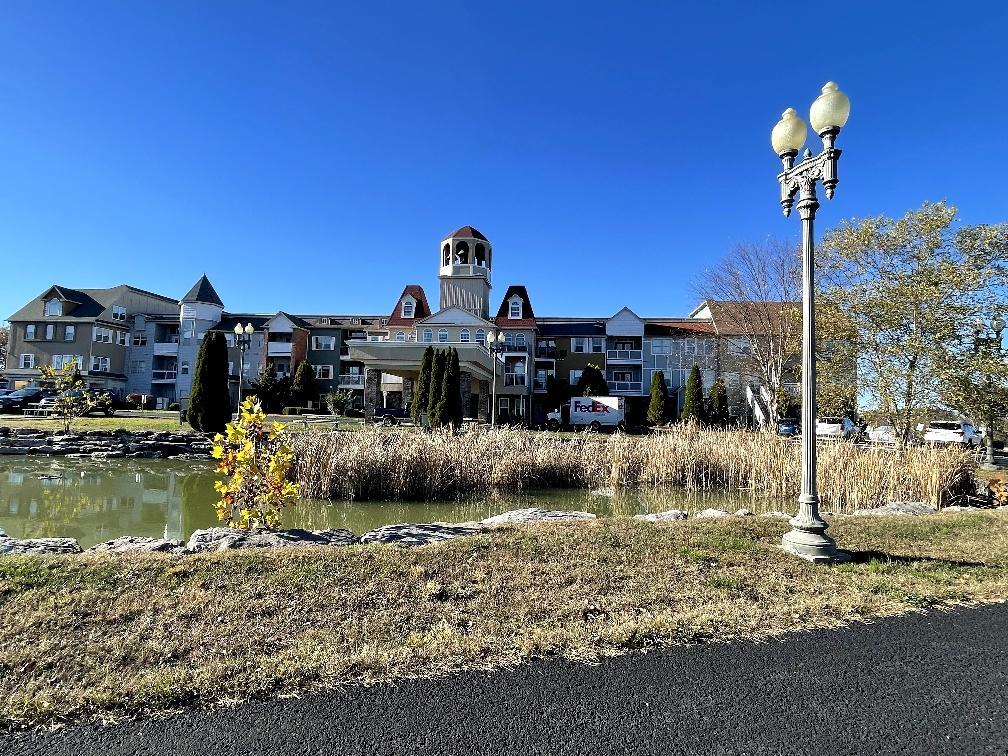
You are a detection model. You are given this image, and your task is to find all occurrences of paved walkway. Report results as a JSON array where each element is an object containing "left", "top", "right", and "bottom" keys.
[{"left": 4, "top": 603, "right": 1006, "bottom": 755}]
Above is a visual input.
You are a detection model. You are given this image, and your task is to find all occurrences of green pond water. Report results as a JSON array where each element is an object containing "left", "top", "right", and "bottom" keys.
[{"left": 0, "top": 458, "right": 793, "bottom": 548}]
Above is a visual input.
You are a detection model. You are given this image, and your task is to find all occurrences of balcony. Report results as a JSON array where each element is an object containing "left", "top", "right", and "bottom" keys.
[
  {"left": 152, "top": 370, "right": 177, "bottom": 382},
  {"left": 607, "top": 349, "right": 642, "bottom": 362},
  {"left": 338, "top": 374, "right": 365, "bottom": 388},
  {"left": 504, "top": 374, "right": 527, "bottom": 387},
  {"left": 267, "top": 342, "right": 292, "bottom": 357},
  {"left": 535, "top": 347, "right": 558, "bottom": 359},
  {"left": 607, "top": 380, "right": 643, "bottom": 394},
  {"left": 153, "top": 341, "right": 179, "bottom": 356}
]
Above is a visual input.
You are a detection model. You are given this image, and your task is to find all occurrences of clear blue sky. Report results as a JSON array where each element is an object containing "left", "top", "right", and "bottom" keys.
[{"left": 2, "top": 1, "right": 1006, "bottom": 320}]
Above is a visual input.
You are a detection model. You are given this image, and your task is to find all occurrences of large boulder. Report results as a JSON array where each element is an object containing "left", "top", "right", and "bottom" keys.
[
  {"left": 186, "top": 527, "right": 358, "bottom": 552},
  {"left": 481, "top": 509, "right": 596, "bottom": 527},
  {"left": 87, "top": 536, "right": 185, "bottom": 554},
  {"left": 0, "top": 537, "right": 83, "bottom": 555},
  {"left": 360, "top": 522, "right": 482, "bottom": 547},
  {"left": 693, "top": 508, "right": 730, "bottom": 519},
  {"left": 633, "top": 510, "right": 688, "bottom": 522}
]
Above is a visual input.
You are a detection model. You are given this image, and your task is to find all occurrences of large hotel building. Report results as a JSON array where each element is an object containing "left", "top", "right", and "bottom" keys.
[{"left": 4, "top": 226, "right": 772, "bottom": 425}]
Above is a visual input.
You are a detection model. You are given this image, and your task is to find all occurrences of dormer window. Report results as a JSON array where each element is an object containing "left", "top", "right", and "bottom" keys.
[
  {"left": 402, "top": 300, "right": 415, "bottom": 318},
  {"left": 45, "top": 299, "right": 61, "bottom": 317},
  {"left": 112, "top": 305, "right": 127, "bottom": 321},
  {"left": 509, "top": 299, "right": 522, "bottom": 319}
]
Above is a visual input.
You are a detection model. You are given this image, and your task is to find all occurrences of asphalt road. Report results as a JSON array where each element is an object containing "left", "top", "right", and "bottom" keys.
[{"left": 4, "top": 603, "right": 1006, "bottom": 756}]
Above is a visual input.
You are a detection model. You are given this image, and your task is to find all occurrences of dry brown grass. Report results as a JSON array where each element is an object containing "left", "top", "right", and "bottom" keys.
[
  {"left": 288, "top": 425, "right": 976, "bottom": 510},
  {"left": 1, "top": 511, "right": 1006, "bottom": 730}
]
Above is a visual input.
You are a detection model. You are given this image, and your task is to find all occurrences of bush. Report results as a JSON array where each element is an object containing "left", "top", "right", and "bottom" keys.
[
  {"left": 126, "top": 393, "right": 147, "bottom": 409},
  {"left": 680, "top": 365, "right": 706, "bottom": 424},
  {"left": 576, "top": 364, "right": 609, "bottom": 396},
  {"left": 291, "top": 361, "right": 320, "bottom": 408},
  {"left": 647, "top": 370, "right": 670, "bottom": 425},
  {"left": 167, "top": 403, "right": 180, "bottom": 412}
]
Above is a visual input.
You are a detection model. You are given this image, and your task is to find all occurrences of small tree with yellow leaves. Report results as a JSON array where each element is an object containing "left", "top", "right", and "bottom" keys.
[{"left": 212, "top": 396, "right": 301, "bottom": 530}]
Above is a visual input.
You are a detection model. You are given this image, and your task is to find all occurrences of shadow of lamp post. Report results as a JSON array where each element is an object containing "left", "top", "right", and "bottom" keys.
[{"left": 772, "top": 82, "right": 850, "bottom": 563}]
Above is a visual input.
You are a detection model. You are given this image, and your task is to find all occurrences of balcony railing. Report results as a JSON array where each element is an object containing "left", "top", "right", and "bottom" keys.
[
  {"left": 152, "top": 370, "right": 177, "bottom": 381},
  {"left": 338, "top": 374, "right": 365, "bottom": 388},
  {"left": 535, "top": 347, "right": 558, "bottom": 359},
  {"left": 267, "top": 342, "right": 292, "bottom": 357},
  {"left": 607, "top": 380, "right": 643, "bottom": 394},
  {"left": 533, "top": 378, "right": 553, "bottom": 392},
  {"left": 504, "top": 374, "right": 527, "bottom": 387},
  {"left": 607, "top": 349, "right": 642, "bottom": 362}
]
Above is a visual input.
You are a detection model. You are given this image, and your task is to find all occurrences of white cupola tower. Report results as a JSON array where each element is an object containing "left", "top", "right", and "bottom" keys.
[{"left": 439, "top": 225, "right": 492, "bottom": 318}]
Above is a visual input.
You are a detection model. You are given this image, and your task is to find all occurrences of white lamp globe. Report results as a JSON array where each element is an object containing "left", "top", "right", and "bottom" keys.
[
  {"left": 771, "top": 108, "right": 807, "bottom": 155},
  {"left": 244, "top": 323, "right": 255, "bottom": 335},
  {"left": 809, "top": 81, "right": 850, "bottom": 134},
  {"left": 233, "top": 323, "right": 243, "bottom": 336}
]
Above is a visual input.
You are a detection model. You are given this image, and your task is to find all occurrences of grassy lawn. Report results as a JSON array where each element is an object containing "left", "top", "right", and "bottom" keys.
[
  {"left": 0, "top": 415, "right": 187, "bottom": 433},
  {"left": 1, "top": 512, "right": 1006, "bottom": 730}
]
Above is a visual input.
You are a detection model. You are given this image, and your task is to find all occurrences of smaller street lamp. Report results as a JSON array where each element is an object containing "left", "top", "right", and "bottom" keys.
[
  {"left": 487, "top": 330, "right": 506, "bottom": 426},
  {"left": 233, "top": 323, "right": 255, "bottom": 408},
  {"left": 971, "top": 316, "right": 1005, "bottom": 468}
]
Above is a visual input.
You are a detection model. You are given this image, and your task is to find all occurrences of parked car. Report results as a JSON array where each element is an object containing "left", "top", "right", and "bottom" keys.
[
  {"left": 866, "top": 424, "right": 899, "bottom": 444},
  {"left": 816, "top": 416, "right": 857, "bottom": 440},
  {"left": 923, "top": 420, "right": 981, "bottom": 447},
  {"left": 0, "top": 387, "right": 50, "bottom": 413},
  {"left": 38, "top": 390, "right": 117, "bottom": 417},
  {"left": 777, "top": 419, "right": 799, "bottom": 437},
  {"left": 0, "top": 388, "right": 12, "bottom": 398}
]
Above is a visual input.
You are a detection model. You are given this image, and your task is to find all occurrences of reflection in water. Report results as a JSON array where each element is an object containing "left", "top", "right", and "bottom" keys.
[{"left": 0, "top": 458, "right": 792, "bottom": 548}]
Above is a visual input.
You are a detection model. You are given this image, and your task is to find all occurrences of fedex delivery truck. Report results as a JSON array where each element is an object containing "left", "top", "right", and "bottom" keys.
[{"left": 546, "top": 396, "right": 626, "bottom": 432}]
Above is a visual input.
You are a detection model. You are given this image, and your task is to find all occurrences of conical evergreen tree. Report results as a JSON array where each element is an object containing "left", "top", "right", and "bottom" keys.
[
  {"left": 447, "top": 348, "right": 463, "bottom": 427},
  {"left": 188, "top": 331, "right": 232, "bottom": 434},
  {"left": 679, "top": 364, "right": 706, "bottom": 425},
  {"left": 412, "top": 345, "right": 434, "bottom": 423},
  {"left": 291, "top": 360, "right": 319, "bottom": 408},
  {"left": 576, "top": 363, "right": 609, "bottom": 396},
  {"left": 647, "top": 369, "right": 669, "bottom": 425},
  {"left": 427, "top": 350, "right": 446, "bottom": 427},
  {"left": 434, "top": 350, "right": 453, "bottom": 428},
  {"left": 706, "top": 376, "right": 730, "bottom": 426}
]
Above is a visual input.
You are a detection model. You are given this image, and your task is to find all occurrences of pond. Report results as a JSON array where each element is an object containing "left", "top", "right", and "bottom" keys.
[{"left": 0, "top": 458, "right": 793, "bottom": 548}]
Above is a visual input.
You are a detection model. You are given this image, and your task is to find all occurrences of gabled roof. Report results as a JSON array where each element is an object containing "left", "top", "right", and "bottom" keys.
[
  {"left": 417, "top": 307, "right": 496, "bottom": 328},
  {"left": 386, "top": 285, "right": 432, "bottom": 327},
  {"left": 263, "top": 311, "right": 314, "bottom": 330},
  {"left": 494, "top": 285, "right": 536, "bottom": 329},
  {"left": 180, "top": 275, "right": 224, "bottom": 307},
  {"left": 7, "top": 284, "right": 172, "bottom": 323},
  {"left": 693, "top": 299, "right": 799, "bottom": 337},
  {"left": 445, "top": 225, "right": 489, "bottom": 242}
]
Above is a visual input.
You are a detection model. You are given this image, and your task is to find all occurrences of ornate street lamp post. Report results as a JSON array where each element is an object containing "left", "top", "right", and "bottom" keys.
[
  {"left": 233, "top": 323, "right": 254, "bottom": 408},
  {"left": 487, "top": 330, "right": 505, "bottom": 427},
  {"left": 972, "top": 316, "right": 1005, "bottom": 469},
  {"left": 772, "top": 82, "right": 851, "bottom": 563}
]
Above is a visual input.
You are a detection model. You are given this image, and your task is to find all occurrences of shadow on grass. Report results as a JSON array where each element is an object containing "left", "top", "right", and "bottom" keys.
[{"left": 846, "top": 550, "right": 988, "bottom": 569}]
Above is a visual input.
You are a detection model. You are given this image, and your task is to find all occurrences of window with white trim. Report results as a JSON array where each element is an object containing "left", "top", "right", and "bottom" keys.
[
  {"left": 402, "top": 300, "right": 414, "bottom": 318},
  {"left": 438, "top": 328, "right": 448, "bottom": 343},
  {"left": 509, "top": 299, "right": 521, "bottom": 319},
  {"left": 117, "top": 331, "right": 129, "bottom": 346},
  {"left": 112, "top": 305, "right": 127, "bottom": 321},
  {"left": 475, "top": 329, "right": 486, "bottom": 345},
  {"left": 64, "top": 325, "right": 76, "bottom": 342},
  {"left": 90, "top": 356, "right": 110, "bottom": 373},
  {"left": 313, "top": 365, "right": 334, "bottom": 380},
  {"left": 130, "top": 359, "right": 146, "bottom": 375},
  {"left": 44, "top": 299, "right": 61, "bottom": 316},
  {"left": 93, "top": 327, "right": 113, "bottom": 343},
  {"left": 504, "top": 332, "right": 514, "bottom": 349},
  {"left": 569, "top": 369, "right": 583, "bottom": 385},
  {"left": 180, "top": 361, "right": 190, "bottom": 375},
  {"left": 460, "top": 329, "right": 470, "bottom": 343},
  {"left": 422, "top": 329, "right": 433, "bottom": 343},
  {"left": 45, "top": 324, "right": 55, "bottom": 340},
  {"left": 591, "top": 337, "right": 604, "bottom": 353},
  {"left": 20, "top": 354, "right": 34, "bottom": 369},
  {"left": 572, "top": 337, "right": 586, "bottom": 353},
  {"left": 395, "top": 332, "right": 406, "bottom": 342},
  {"left": 132, "top": 332, "right": 146, "bottom": 346},
  {"left": 515, "top": 333, "right": 526, "bottom": 348},
  {"left": 25, "top": 324, "right": 36, "bottom": 341},
  {"left": 312, "top": 335, "right": 336, "bottom": 350}
]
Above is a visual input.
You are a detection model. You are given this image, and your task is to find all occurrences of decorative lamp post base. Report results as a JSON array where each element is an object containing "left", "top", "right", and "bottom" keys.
[{"left": 781, "top": 499, "right": 847, "bottom": 563}]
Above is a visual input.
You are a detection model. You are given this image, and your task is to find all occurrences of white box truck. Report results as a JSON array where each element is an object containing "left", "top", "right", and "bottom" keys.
[{"left": 546, "top": 396, "right": 625, "bottom": 432}]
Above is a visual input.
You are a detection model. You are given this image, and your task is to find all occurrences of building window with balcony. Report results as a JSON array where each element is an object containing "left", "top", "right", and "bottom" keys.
[
  {"left": 402, "top": 300, "right": 414, "bottom": 318},
  {"left": 395, "top": 332, "right": 406, "bottom": 342},
  {"left": 536, "top": 339, "right": 556, "bottom": 358},
  {"left": 460, "top": 329, "right": 470, "bottom": 343},
  {"left": 438, "top": 329, "right": 448, "bottom": 343},
  {"left": 64, "top": 325, "right": 76, "bottom": 342},
  {"left": 91, "top": 356, "right": 110, "bottom": 373},
  {"left": 515, "top": 333, "right": 526, "bottom": 348},
  {"left": 475, "top": 329, "right": 485, "bottom": 345},
  {"left": 20, "top": 354, "right": 35, "bottom": 369},
  {"left": 25, "top": 324, "right": 36, "bottom": 341},
  {"left": 504, "top": 332, "right": 514, "bottom": 349},
  {"left": 612, "top": 370, "right": 633, "bottom": 383},
  {"left": 504, "top": 359, "right": 526, "bottom": 387},
  {"left": 44, "top": 299, "right": 62, "bottom": 316},
  {"left": 112, "top": 305, "right": 127, "bottom": 321},
  {"left": 509, "top": 299, "right": 521, "bottom": 319},
  {"left": 534, "top": 367, "right": 555, "bottom": 391},
  {"left": 313, "top": 365, "right": 334, "bottom": 380},
  {"left": 422, "top": 329, "right": 433, "bottom": 343},
  {"left": 45, "top": 324, "right": 55, "bottom": 340}
]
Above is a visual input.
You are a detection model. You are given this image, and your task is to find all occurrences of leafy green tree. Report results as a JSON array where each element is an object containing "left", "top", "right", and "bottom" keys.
[
  {"left": 189, "top": 331, "right": 232, "bottom": 433},
  {"left": 680, "top": 365, "right": 706, "bottom": 424},
  {"left": 647, "top": 370, "right": 670, "bottom": 425},
  {"left": 576, "top": 363, "right": 609, "bottom": 396},
  {"left": 413, "top": 345, "right": 434, "bottom": 422},
  {"left": 817, "top": 201, "right": 1008, "bottom": 443},
  {"left": 291, "top": 360, "right": 320, "bottom": 408},
  {"left": 427, "top": 349, "right": 447, "bottom": 427},
  {"left": 38, "top": 362, "right": 98, "bottom": 433},
  {"left": 325, "top": 389, "right": 355, "bottom": 416},
  {"left": 706, "top": 376, "right": 730, "bottom": 426},
  {"left": 250, "top": 365, "right": 290, "bottom": 414},
  {"left": 544, "top": 375, "right": 572, "bottom": 412}
]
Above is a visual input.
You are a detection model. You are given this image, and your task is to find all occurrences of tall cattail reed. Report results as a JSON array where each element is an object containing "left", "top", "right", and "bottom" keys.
[{"left": 287, "top": 425, "right": 976, "bottom": 510}]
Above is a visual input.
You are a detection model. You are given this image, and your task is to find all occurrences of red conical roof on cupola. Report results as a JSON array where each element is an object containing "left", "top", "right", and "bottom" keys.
[{"left": 446, "top": 225, "right": 489, "bottom": 242}]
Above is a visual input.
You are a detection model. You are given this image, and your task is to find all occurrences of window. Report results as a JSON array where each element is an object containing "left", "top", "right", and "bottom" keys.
[
  {"left": 25, "top": 324, "right": 36, "bottom": 340},
  {"left": 613, "top": 370, "right": 633, "bottom": 382},
  {"left": 460, "top": 329, "right": 470, "bottom": 343},
  {"left": 569, "top": 369, "right": 583, "bottom": 385},
  {"left": 402, "top": 300, "right": 414, "bottom": 318},
  {"left": 112, "top": 305, "right": 127, "bottom": 321},
  {"left": 395, "top": 332, "right": 406, "bottom": 342},
  {"left": 380, "top": 317, "right": 389, "bottom": 326},
  {"left": 504, "top": 332, "right": 514, "bottom": 349},
  {"left": 351, "top": 317, "right": 362, "bottom": 325},
  {"left": 53, "top": 355, "right": 82, "bottom": 370},
  {"left": 515, "top": 333, "right": 526, "bottom": 348},
  {"left": 45, "top": 324, "right": 55, "bottom": 340},
  {"left": 90, "top": 356, "right": 110, "bottom": 373},
  {"left": 130, "top": 360, "right": 146, "bottom": 375},
  {"left": 20, "top": 354, "right": 34, "bottom": 369},
  {"left": 180, "top": 361, "right": 190, "bottom": 375},
  {"left": 132, "top": 332, "right": 146, "bottom": 346},
  {"left": 572, "top": 337, "right": 586, "bottom": 353},
  {"left": 63, "top": 325, "right": 75, "bottom": 342},
  {"left": 312, "top": 335, "right": 336, "bottom": 350},
  {"left": 422, "top": 329, "right": 433, "bottom": 343},
  {"left": 93, "top": 327, "right": 113, "bottom": 343},
  {"left": 44, "top": 299, "right": 61, "bottom": 316},
  {"left": 117, "top": 331, "right": 129, "bottom": 346},
  {"left": 475, "top": 329, "right": 486, "bottom": 345},
  {"left": 313, "top": 365, "right": 334, "bottom": 380},
  {"left": 651, "top": 338, "right": 672, "bottom": 355},
  {"left": 368, "top": 335, "right": 380, "bottom": 342},
  {"left": 438, "top": 328, "right": 448, "bottom": 343},
  {"left": 591, "top": 337, "right": 604, "bottom": 353},
  {"left": 509, "top": 299, "right": 522, "bottom": 319}
]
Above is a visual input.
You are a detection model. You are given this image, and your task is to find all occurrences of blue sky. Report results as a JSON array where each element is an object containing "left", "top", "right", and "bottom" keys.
[{"left": 2, "top": 1, "right": 1006, "bottom": 320}]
